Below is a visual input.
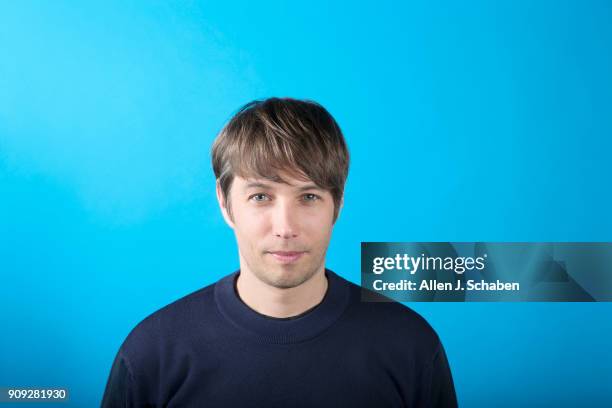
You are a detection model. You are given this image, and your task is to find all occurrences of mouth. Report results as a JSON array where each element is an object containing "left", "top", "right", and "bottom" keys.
[{"left": 266, "top": 251, "right": 307, "bottom": 264}]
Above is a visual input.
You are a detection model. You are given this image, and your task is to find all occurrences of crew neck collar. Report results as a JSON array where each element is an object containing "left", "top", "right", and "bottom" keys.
[{"left": 214, "top": 269, "right": 351, "bottom": 344}]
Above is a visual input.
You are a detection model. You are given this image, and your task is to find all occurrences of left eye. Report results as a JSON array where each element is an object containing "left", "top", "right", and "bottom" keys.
[{"left": 303, "top": 193, "right": 319, "bottom": 201}]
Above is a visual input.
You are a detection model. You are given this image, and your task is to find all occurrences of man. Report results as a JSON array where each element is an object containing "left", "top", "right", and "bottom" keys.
[{"left": 101, "top": 97, "right": 458, "bottom": 407}]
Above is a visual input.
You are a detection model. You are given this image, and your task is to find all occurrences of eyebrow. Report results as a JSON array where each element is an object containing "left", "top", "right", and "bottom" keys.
[{"left": 243, "top": 182, "right": 323, "bottom": 192}]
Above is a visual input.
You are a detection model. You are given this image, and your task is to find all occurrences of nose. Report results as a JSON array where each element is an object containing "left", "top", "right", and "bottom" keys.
[{"left": 272, "top": 200, "right": 299, "bottom": 239}]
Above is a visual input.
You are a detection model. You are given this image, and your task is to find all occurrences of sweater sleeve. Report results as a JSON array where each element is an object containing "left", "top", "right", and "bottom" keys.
[
  {"left": 100, "top": 349, "right": 134, "bottom": 408},
  {"left": 427, "top": 342, "right": 458, "bottom": 408}
]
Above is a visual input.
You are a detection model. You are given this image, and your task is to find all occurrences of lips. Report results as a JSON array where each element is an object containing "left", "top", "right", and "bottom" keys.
[{"left": 267, "top": 251, "right": 306, "bottom": 263}]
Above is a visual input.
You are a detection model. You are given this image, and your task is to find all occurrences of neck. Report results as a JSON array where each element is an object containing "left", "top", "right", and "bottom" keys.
[{"left": 235, "top": 265, "right": 328, "bottom": 319}]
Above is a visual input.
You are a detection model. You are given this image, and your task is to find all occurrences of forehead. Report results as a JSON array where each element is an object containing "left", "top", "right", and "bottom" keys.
[{"left": 233, "top": 174, "right": 324, "bottom": 192}]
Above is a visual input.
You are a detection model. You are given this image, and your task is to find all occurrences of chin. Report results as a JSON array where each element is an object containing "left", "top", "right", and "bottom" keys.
[
  {"left": 271, "top": 273, "right": 310, "bottom": 289},
  {"left": 260, "top": 266, "right": 316, "bottom": 290}
]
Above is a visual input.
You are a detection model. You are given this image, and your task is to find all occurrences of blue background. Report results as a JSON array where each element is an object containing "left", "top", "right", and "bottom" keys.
[{"left": 1, "top": 1, "right": 611, "bottom": 406}]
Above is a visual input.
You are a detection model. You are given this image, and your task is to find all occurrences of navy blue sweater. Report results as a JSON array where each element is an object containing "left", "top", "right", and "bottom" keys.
[{"left": 101, "top": 270, "right": 457, "bottom": 407}]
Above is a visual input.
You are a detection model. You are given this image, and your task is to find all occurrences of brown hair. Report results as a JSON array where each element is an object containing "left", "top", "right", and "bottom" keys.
[{"left": 212, "top": 97, "right": 349, "bottom": 222}]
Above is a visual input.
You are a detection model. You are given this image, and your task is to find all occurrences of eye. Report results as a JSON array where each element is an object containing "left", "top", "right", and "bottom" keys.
[
  {"left": 302, "top": 193, "right": 320, "bottom": 202},
  {"left": 249, "top": 193, "right": 270, "bottom": 202}
]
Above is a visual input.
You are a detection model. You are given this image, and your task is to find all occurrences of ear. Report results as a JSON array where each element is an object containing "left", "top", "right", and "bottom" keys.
[
  {"left": 333, "top": 195, "right": 344, "bottom": 224},
  {"left": 216, "top": 180, "right": 235, "bottom": 229}
]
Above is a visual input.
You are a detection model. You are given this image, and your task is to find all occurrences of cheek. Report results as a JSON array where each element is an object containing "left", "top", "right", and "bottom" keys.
[
  {"left": 234, "top": 215, "right": 270, "bottom": 245},
  {"left": 302, "top": 214, "right": 334, "bottom": 244}
]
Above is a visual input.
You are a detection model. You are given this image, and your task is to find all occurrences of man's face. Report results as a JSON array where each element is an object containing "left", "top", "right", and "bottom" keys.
[{"left": 217, "top": 173, "right": 340, "bottom": 289}]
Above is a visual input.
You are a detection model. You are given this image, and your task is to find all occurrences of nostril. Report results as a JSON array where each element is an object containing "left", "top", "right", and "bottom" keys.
[{"left": 275, "top": 231, "right": 298, "bottom": 239}]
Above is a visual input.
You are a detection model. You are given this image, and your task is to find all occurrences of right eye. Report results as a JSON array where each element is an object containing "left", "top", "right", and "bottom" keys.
[{"left": 249, "top": 193, "right": 269, "bottom": 202}]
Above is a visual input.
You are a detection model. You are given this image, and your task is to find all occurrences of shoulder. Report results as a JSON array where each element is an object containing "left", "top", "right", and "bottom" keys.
[
  {"left": 104, "top": 280, "right": 221, "bottom": 402},
  {"left": 337, "top": 273, "right": 442, "bottom": 358},
  {"left": 118, "top": 280, "right": 218, "bottom": 366}
]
